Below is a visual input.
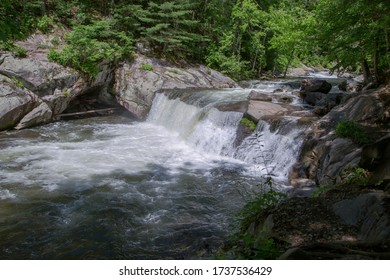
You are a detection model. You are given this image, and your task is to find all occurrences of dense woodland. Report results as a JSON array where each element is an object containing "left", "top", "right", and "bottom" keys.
[{"left": 1, "top": 0, "right": 389, "bottom": 81}]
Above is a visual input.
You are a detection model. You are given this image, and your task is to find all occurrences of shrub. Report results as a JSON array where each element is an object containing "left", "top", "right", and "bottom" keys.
[
  {"left": 227, "top": 189, "right": 286, "bottom": 259},
  {"left": 140, "top": 63, "right": 154, "bottom": 71},
  {"left": 335, "top": 120, "right": 369, "bottom": 145},
  {"left": 340, "top": 166, "right": 372, "bottom": 186},
  {"left": 0, "top": 41, "right": 27, "bottom": 58},
  {"left": 48, "top": 20, "right": 133, "bottom": 77},
  {"left": 37, "top": 15, "right": 54, "bottom": 33},
  {"left": 239, "top": 190, "right": 287, "bottom": 232},
  {"left": 240, "top": 117, "right": 257, "bottom": 131}
]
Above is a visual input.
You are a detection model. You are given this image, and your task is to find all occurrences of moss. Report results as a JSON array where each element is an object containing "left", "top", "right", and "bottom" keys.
[
  {"left": 140, "top": 63, "right": 154, "bottom": 71},
  {"left": 240, "top": 117, "right": 257, "bottom": 131}
]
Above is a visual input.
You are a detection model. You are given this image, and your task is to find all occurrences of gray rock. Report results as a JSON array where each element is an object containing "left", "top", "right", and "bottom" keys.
[
  {"left": 301, "top": 79, "right": 332, "bottom": 94},
  {"left": 248, "top": 90, "right": 272, "bottom": 102},
  {"left": 0, "top": 75, "right": 40, "bottom": 131},
  {"left": 15, "top": 102, "right": 52, "bottom": 129},
  {"left": 301, "top": 92, "right": 326, "bottom": 106},
  {"left": 0, "top": 53, "right": 79, "bottom": 97},
  {"left": 333, "top": 193, "right": 390, "bottom": 242},
  {"left": 360, "top": 134, "right": 390, "bottom": 183},
  {"left": 114, "top": 54, "right": 237, "bottom": 119}
]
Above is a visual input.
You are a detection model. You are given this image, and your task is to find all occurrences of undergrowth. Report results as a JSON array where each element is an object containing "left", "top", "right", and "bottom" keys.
[
  {"left": 336, "top": 120, "right": 369, "bottom": 145},
  {"left": 48, "top": 19, "right": 133, "bottom": 77}
]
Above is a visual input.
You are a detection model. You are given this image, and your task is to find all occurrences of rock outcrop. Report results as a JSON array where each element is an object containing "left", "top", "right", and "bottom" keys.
[
  {"left": 299, "top": 78, "right": 345, "bottom": 115},
  {"left": 291, "top": 84, "right": 390, "bottom": 187},
  {"left": 1, "top": 40, "right": 239, "bottom": 131},
  {"left": 0, "top": 75, "right": 40, "bottom": 131},
  {"left": 114, "top": 54, "right": 237, "bottom": 119},
  {"left": 300, "top": 79, "right": 332, "bottom": 94},
  {"left": 259, "top": 192, "right": 390, "bottom": 259}
]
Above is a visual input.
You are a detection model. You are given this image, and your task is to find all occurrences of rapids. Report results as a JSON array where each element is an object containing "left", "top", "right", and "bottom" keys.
[{"left": 0, "top": 81, "right": 315, "bottom": 259}]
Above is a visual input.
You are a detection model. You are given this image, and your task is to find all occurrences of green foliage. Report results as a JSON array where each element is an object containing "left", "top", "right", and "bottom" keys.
[
  {"left": 143, "top": 1, "right": 204, "bottom": 57},
  {"left": 11, "top": 77, "right": 24, "bottom": 88},
  {"left": 0, "top": 41, "right": 27, "bottom": 58},
  {"left": 240, "top": 117, "right": 257, "bottom": 131},
  {"left": 265, "top": 2, "right": 314, "bottom": 76},
  {"left": 37, "top": 15, "right": 55, "bottom": 33},
  {"left": 63, "top": 88, "right": 70, "bottom": 97},
  {"left": 313, "top": 0, "right": 390, "bottom": 82},
  {"left": 0, "top": 0, "right": 44, "bottom": 41},
  {"left": 336, "top": 120, "right": 369, "bottom": 145},
  {"left": 340, "top": 166, "right": 372, "bottom": 187},
  {"left": 239, "top": 190, "right": 287, "bottom": 232},
  {"left": 2, "top": 0, "right": 389, "bottom": 81},
  {"left": 48, "top": 20, "right": 133, "bottom": 77},
  {"left": 311, "top": 166, "right": 376, "bottom": 198},
  {"left": 224, "top": 189, "right": 286, "bottom": 259},
  {"left": 140, "top": 63, "right": 154, "bottom": 71}
]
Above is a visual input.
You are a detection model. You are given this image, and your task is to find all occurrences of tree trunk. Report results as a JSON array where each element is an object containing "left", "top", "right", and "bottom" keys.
[
  {"left": 283, "top": 49, "right": 295, "bottom": 78},
  {"left": 373, "top": 38, "right": 380, "bottom": 84},
  {"left": 362, "top": 59, "right": 371, "bottom": 84}
]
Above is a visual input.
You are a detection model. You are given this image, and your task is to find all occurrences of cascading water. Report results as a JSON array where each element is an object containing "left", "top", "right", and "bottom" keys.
[
  {"left": 148, "top": 89, "right": 308, "bottom": 184},
  {"left": 0, "top": 86, "right": 308, "bottom": 259}
]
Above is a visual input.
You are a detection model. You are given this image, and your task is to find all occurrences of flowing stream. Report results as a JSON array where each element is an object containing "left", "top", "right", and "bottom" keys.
[{"left": 0, "top": 83, "right": 309, "bottom": 259}]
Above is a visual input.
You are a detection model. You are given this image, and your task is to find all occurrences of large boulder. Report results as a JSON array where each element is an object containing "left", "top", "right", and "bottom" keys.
[
  {"left": 0, "top": 75, "right": 40, "bottom": 131},
  {"left": 114, "top": 54, "right": 237, "bottom": 119},
  {"left": 0, "top": 33, "right": 117, "bottom": 131},
  {"left": 15, "top": 102, "right": 52, "bottom": 130},
  {"left": 360, "top": 134, "right": 390, "bottom": 184},
  {"left": 0, "top": 53, "right": 79, "bottom": 97},
  {"left": 300, "top": 79, "right": 332, "bottom": 94}
]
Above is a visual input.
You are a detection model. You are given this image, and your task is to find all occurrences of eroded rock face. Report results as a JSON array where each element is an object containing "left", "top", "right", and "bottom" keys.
[
  {"left": 291, "top": 90, "right": 388, "bottom": 186},
  {"left": 0, "top": 34, "right": 119, "bottom": 131},
  {"left": 0, "top": 53, "right": 79, "bottom": 97},
  {"left": 0, "top": 75, "right": 40, "bottom": 131},
  {"left": 360, "top": 134, "right": 390, "bottom": 183},
  {"left": 114, "top": 54, "right": 237, "bottom": 119}
]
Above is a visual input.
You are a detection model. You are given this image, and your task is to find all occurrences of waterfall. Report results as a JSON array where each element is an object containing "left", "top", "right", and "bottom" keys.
[
  {"left": 147, "top": 90, "right": 308, "bottom": 184},
  {"left": 234, "top": 119, "right": 306, "bottom": 180},
  {"left": 147, "top": 92, "right": 243, "bottom": 157}
]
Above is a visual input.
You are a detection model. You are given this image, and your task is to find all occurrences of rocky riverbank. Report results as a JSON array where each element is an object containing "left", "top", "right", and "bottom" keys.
[
  {"left": 230, "top": 79, "right": 390, "bottom": 260},
  {"left": 0, "top": 33, "right": 236, "bottom": 131}
]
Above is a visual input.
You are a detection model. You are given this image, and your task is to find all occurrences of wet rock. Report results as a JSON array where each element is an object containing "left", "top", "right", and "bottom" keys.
[
  {"left": 275, "top": 95, "right": 294, "bottom": 104},
  {"left": 300, "top": 79, "right": 332, "bottom": 94},
  {"left": 248, "top": 90, "right": 272, "bottom": 102},
  {"left": 216, "top": 100, "right": 248, "bottom": 113},
  {"left": 301, "top": 92, "right": 326, "bottom": 106},
  {"left": 246, "top": 101, "right": 300, "bottom": 122},
  {"left": 114, "top": 54, "right": 237, "bottom": 119}
]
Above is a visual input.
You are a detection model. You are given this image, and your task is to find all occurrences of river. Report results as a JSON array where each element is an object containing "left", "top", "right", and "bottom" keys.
[{"left": 0, "top": 76, "right": 340, "bottom": 259}]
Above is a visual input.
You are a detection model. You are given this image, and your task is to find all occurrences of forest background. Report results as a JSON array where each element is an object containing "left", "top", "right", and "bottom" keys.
[{"left": 1, "top": 0, "right": 389, "bottom": 82}]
